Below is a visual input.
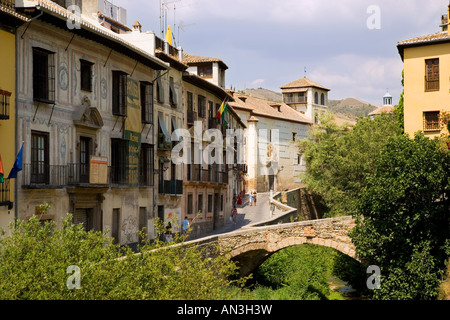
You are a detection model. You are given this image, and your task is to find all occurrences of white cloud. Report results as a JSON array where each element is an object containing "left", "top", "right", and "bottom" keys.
[{"left": 250, "top": 78, "right": 265, "bottom": 88}]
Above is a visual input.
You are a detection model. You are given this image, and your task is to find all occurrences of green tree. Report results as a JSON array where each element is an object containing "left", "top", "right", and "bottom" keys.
[
  {"left": 298, "top": 111, "right": 399, "bottom": 216},
  {"left": 350, "top": 133, "right": 450, "bottom": 299},
  {"left": 394, "top": 70, "right": 405, "bottom": 134},
  {"left": 0, "top": 215, "right": 241, "bottom": 300}
]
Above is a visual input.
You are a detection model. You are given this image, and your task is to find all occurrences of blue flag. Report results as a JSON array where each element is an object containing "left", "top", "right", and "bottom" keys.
[{"left": 8, "top": 143, "right": 23, "bottom": 179}]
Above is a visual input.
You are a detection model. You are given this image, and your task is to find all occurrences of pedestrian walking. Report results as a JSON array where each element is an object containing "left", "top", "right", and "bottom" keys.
[
  {"left": 253, "top": 191, "right": 257, "bottom": 205},
  {"left": 182, "top": 216, "right": 190, "bottom": 236},
  {"left": 232, "top": 207, "right": 238, "bottom": 225},
  {"left": 249, "top": 192, "right": 254, "bottom": 206}
]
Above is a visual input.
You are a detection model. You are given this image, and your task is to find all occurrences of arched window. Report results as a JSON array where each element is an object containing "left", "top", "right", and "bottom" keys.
[
  {"left": 321, "top": 93, "right": 325, "bottom": 105},
  {"left": 314, "top": 92, "right": 319, "bottom": 104}
]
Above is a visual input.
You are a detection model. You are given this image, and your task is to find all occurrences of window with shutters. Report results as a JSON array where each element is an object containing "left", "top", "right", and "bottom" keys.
[
  {"left": 198, "top": 64, "right": 212, "bottom": 78},
  {"left": 198, "top": 193, "right": 203, "bottom": 215},
  {"left": 80, "top": 59, "right": 93, "bottom": 92},
  {"left": 140, "top": 82, "right": 153, "bottom": 124},
  {"left": 31, "top": 131, "right": 49, "bottom": 184},
  {"left": 198, "top": 95, "right": 206, "bottom": 118},
  {"left": 169, "top": 77, "right": 177, "bottom": 108},
  {"left": 423, "top": 111, "right": 440, "bottom": 131},
  {"left": 0, "top": 90, "right": 11, "bottom": 120},
  {"left": 425, "top": 59, "right": 439, "bottom": 92},
  {"left": 112, "top": 208, "right": 121, "bottom": 244},
  {"left": 187, "top": 193, "right": 193, "bottom": 215},
  {"left": 139, "top": 143, "right": 154, "bottom": 187},
  {"left": 112, "top": 71, "right": 127, "bottom": 116},
  {"left": 208, "top": 194, "right": 213, "bottom": 213},
  {"left": 33, "top": 48, "right": 55, "bottom": 104},
  {"left": 111, "top": 138, "right": 128, "bottom": 184}
]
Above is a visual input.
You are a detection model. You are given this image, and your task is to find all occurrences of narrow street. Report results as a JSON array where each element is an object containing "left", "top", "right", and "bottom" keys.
[{"left": 191, "top": 192, "right": 283, "bottom": 240}]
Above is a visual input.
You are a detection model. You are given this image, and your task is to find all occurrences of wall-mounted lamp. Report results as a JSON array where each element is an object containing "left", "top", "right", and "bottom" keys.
[{"left": 154, "top": 157, "right": 170, "bottom": 174}]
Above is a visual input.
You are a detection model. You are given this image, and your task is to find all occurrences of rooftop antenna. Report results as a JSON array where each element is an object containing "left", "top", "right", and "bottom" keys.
[
  {"left": 177, "top": 20, "right": 195, "bottom": 47},
  {"left": 160, "top": 0, "right": 181, "bottom": 40}
]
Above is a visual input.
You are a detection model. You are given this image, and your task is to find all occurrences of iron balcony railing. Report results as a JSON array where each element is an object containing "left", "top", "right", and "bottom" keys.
[
  {"left": 186, "top": 165, "right": 228, "bottom": 185},
  {"left": 109, "top": 166, "right": 128, "bottom": 186},
  {"left": 0, "top": 179, "right": 11, "bottom": 207},
  {"left": 208, "top": 118, "right": 220, "bottom": 129},
  {"left": 22, "top": 164, "right": 68, "bottom": 188},
  {"left": 187, "top": 110, "right": 197, "bottom": 126},
  {"left": 158, "top": 179, "right": 183, "bottom": 195},
  {"left": 139, "top": 163, "right": 154, "bottom": 187},
  {"left": 283, "top": 96, "right": 307, "bottom": 104},
  {"left": 0, "top": 90, "right": 11, "bottom": 120},
  {"left": 68, "top": 163, "right": 91, "bottom": 185}
]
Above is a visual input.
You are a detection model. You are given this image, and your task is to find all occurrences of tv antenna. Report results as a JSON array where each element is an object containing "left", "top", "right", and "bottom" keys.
[
  {"left": 177, "top": 20, "right": 195, "bottom": 46},
  {"left": 160, "top": 0, "right": 181, "bottom": 40}
]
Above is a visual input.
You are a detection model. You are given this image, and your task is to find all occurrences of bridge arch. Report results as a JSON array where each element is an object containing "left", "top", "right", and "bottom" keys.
[
  {"left": 226, "top": 235, "right": 358, "bottom": 276},
  {"left": 188, "top": 216, "right": 358, "bottom": 276}
]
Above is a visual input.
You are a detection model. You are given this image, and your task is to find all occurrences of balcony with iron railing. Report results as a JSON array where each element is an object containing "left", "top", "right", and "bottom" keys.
[
  {"left": 208, "top": 117, "right": 220, "bottom": 129},
  {"left": 187, "top": 110, "right": 198, "bottom": 126},
  {"left": 22, "top": 163, "right": 155, "bottom": 188},
  {"left": 0, "top": 90, "right": 11, "bottom": 120},
  {"left": 158, "top": 179, "right": 183, "bottom": 195},
  {"left": 155, "top": 35, "right": 180, "bottom": 59},
  {"left": 0, "top": 179, "right": 11, "bottom": 208},
  {"left": 22, "top": 164, "right": 68, "bottom": 188},
  {"left": 283, "top": 96, "right": 307, "bottom": 104},
  {"left": 186, "top": 164, "right": 228, "bottom": 185}
]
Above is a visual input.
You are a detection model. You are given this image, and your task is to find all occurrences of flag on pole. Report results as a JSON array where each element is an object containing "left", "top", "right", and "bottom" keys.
[
  {"left": 0, "top": 154, "right": 4, "bottom": 183},
  {"left": 7, "top": 143, "right": 23, "bottom": 179},
  {"left": 165, "top": 25, "right": 173, "bottom": 46},
  {"left": 215, "top": 99, "right": 228, "bottom": 126}
]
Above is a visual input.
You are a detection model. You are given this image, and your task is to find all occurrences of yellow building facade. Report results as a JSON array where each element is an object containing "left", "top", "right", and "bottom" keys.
[
  {"left": 398, "top": 6, "right": 450, "bottom": 139},
  {"left": 0, "top": 6, "right": 28, "bottom": 232}
]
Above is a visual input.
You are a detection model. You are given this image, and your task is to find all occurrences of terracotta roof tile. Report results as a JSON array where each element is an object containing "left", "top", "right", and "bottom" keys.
[
  {"left": 280, "top": 77, "right": 330, "bottom": 91},
  {"left": 228, "top": 91, "right": 312, "bottom": 125},
  {"left": 368, "top": 105, "right": 395, "bottom": 116},
  {"left": 183, "top": 52, "right": 228, "bottom": 69},
  {"left": 398, "top": 31, "right": 450, "bottom": 46}
]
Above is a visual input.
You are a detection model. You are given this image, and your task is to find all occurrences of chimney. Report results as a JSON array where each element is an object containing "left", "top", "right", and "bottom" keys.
[{"left": 132, "top": 21, "right": 142, "bottom": 33}]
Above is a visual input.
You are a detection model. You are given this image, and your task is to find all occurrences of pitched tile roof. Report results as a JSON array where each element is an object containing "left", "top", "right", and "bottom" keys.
[
  {"left": 397, "top": 31, "right": 450, "bottom": 46},
  {"left": 227, "top": 91, "right": 312, "bottom": 125},
  {"left": 368, "top": 105, "right": 395, "bottom": 116},
  {"left": 280, "top": 77, "right": 330, "bottom": 91},
  {"left": 183, "top": 52, "right": 228, "bottom": 70},
  {"left": 397, "top": 31, "right": 450, "bottom": 59}
]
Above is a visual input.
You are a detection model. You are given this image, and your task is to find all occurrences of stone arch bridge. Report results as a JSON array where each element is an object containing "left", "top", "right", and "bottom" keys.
[{"left": 186, "top": 216, "right": 357, "bottom": 276}]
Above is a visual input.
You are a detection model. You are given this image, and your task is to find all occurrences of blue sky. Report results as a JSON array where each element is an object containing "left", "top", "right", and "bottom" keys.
[{"left": 113, "top": 0, "right": 448, "bottom": 105}]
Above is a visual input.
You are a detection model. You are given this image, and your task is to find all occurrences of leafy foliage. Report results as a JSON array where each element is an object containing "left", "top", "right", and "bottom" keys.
[
  {"left": 350, "top": 133, "right": 450, "bottom": 299},
  {"left": 394, "top": 70, "right": 405, "bottom": 134},
  {"left": 298, "top": 111, "right": 399, "bottom": 216},
  {"left": 0, "top": 215, "right": 241, "bottom": 300},
  {"left": 248, "top": 244, "right": 366, "bottom": 300}
]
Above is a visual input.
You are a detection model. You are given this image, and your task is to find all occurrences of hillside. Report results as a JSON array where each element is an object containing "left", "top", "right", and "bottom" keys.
[
  {"left": 241, "top": 88, "right": 283, "bottom": 102},
  {"left": 240, "top": 88, "right": 362, "bottom": 124},
  {"left": 328, "top": 98, "right": 377, "bottom": 119}
]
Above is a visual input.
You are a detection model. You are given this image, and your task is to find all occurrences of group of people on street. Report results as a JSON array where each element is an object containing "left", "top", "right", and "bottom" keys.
[{"left": 165, "top": 191, "right": 259, "bottom": 242}]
